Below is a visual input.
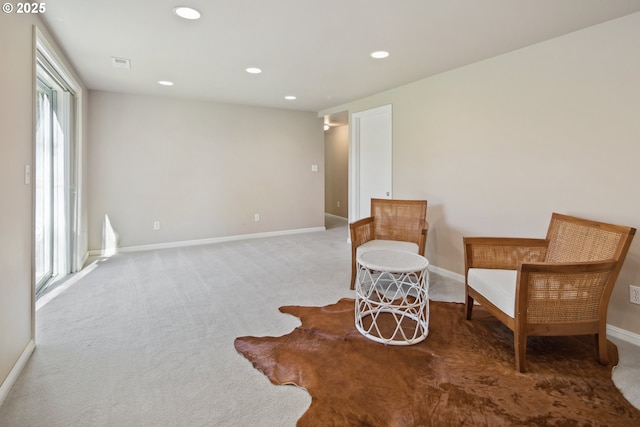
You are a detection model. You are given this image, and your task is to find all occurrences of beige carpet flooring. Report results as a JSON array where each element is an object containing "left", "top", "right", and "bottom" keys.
[{"left": 0, "top": 215, "right": 638, "bottom": 426}]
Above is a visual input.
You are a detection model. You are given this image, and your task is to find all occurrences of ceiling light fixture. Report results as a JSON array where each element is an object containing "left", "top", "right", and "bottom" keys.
[
  {"left": 284, "top": 95, "right": 297, "bottom": 100},
  {"left": 174, "top": 6, "right": 201, "bottom": 20},
  {"left": 158, "top": 80, "right": 174, "bottom": 86},
  {"left": 246, "top": 67, "right": 262, "bottom": 74},
  {"left": 324, "top": 124, "right": 330, "bottom": 131},
  {"left": 111, "top": 57, "right": 131, "bottom": 69},
  {"left": 370, "top": 50, "right": 390, "bottom": 59}
]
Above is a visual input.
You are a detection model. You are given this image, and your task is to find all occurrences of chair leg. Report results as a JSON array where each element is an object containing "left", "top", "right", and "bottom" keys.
[
  {"left": 595, "top": 331, "right": 609, "bottom": 365},
  {"left": 514, "top": 331, "right": 527, "bottom": 373},
  {"left": 350, "top": 264, "right": 356, "bottom": 290},
  {"left": 465, "top": 294, "right": 474, "bottom": 320}
]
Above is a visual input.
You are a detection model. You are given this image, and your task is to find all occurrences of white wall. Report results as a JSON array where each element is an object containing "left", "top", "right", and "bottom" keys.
[
  {"left": 320, "top": 12, "right": 640, "bottom": 334},
  {"left": 88, "top": 91, "right": 325, "bottom": 251},
  {"left": 0, "top": 16, "right": 89, "bottom": 395}
]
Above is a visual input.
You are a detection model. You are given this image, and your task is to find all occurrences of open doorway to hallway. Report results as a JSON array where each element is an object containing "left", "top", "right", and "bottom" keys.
[{"left": 323, "top": 110, "right": 349, "bottom": 223}]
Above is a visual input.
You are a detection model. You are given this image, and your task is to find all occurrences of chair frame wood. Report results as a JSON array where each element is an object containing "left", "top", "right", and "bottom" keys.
[{"left": 464, "top": 213, "right": 635, "bottom": 373}]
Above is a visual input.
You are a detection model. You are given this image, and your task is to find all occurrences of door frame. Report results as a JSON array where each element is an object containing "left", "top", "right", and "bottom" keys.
[
  {"left": 33, "top": 27, "right": 84, "bottom": 295},
  {"left": 34, "top": 76, "right": 57, "bottom": 292},
  {"left": 348, "top": 104, "right": 393, "bottom": 224}
]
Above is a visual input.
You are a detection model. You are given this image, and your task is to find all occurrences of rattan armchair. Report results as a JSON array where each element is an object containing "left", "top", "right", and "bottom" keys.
[
  {"left": 464, "top": 213, "right": 635, "bottom": 373},
  {"left": 349, "top": 199, "right": 428, "bottom": 290}
]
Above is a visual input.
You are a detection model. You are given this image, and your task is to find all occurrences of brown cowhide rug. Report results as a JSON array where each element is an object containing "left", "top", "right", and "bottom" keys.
[{"left": 234, "top": 298, "right": 640, "bottom": 426}]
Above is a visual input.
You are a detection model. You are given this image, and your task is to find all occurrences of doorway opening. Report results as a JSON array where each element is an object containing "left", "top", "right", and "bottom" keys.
[{"left": 323, "top": 110, "right": 349, "bottom": 224}]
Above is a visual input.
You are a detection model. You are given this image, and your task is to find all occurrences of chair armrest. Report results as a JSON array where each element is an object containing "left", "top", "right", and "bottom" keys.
[
  {"left": 464, "top": 237, "right": 548, "bottom": 271},
  {"left": 350, "top": 216, "right": 375, "bottom": 248},
  {"left": 516, "top": 260, "right": 618, "bottom": 325},
  {"left": 519, "top": 260, "right": 618, "bottom": 274}
]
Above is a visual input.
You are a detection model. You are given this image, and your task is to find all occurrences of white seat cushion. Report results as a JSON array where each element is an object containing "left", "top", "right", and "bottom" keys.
[
  {"left": 356, "top": 239, "right": 419, "bottom": 258},
  {"left": 467, "top": 268, "right": 517, "bottom": 318}
]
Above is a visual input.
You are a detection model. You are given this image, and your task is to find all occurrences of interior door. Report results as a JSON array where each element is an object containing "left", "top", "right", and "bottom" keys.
[{"left": 349, "top": 105, "right": 392, "bottom": 221}]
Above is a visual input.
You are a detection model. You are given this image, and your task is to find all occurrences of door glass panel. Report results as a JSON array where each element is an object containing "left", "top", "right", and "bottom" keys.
[
  {"left": 35, "top": 80, "right": 54, "bottom": 289},
  {"left": 35, "top": 30, "right": 81, "bottom": 302}
]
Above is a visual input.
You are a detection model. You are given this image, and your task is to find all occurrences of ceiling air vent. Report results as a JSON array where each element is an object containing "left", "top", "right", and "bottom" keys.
[{"left": 111, "top": 57, "right": 131, "bottom": 69}]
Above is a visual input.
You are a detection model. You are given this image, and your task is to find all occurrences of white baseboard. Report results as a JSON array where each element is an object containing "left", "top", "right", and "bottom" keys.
[
  {"left": 607, "top": 324, "right": 640, "bottom": 347},
  {"left": 88, "top": 226, "right": 326, "bottom": 257},
  {"left": 0, "top": 339, "right": 35, "bottom": 407},
  {"left": 428, "top": 264, "right": 465, "bottom": 283},
  {"left": 325, "top": 213, "right": 348, "bottom": 220}
]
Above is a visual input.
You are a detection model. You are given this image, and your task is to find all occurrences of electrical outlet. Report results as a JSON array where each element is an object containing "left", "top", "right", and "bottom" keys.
[
  {"left": 254, "top": 213, "right": 260, "bottom": 222},
  {"left": 630, "top": 285, "right": 640, "bottom": 305},
  {"left": 153, "top": 221, "right": 160, "bottom": 231}
]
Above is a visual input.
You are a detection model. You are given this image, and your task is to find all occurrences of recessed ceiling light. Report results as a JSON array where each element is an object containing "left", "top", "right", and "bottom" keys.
[
  {"left": 158, "top": 80, "right": 174, "bottom": 86},
  {"left": 246, "top": 67, "right": 262, "bottom": 74},
  {"left": 284, "top": 95, "right": 297, "bottom": 100},
  {"left": 370, "top": 50, "right": 390, "bottom": 59},
  {"left": 174, "top": 6, "right": 201, "bottom": 20}
]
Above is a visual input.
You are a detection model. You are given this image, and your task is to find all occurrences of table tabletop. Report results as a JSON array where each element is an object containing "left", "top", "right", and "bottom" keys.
[{"left": 357, "top": 249, "right": 429, "bottom": 273}]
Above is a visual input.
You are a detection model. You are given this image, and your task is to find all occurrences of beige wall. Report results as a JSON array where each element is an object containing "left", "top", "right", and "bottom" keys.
[
  {"left": 88, "top": 91, "right": 325, "bottom": 251},
  {"left": 0, "top": 16, "right": 89, "bottom": 392},
  {"left": 324, "top": 125, "right": 349, "bottom": 217},
  {"left": 320, "top": 12, "right": 640, "bottom": 334},
  {"left": 0, "top": 12, "right": 37, "bottom": 393}
]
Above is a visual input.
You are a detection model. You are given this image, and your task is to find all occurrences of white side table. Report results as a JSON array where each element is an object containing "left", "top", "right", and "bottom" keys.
[{"left": 355, "top": 249, "right": 429, "bottom": 345}]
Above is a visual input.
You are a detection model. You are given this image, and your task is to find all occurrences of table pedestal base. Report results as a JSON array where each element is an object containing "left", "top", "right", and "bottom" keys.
[{"left": 355, "top": 265, "right": 429, "bottom": 346}]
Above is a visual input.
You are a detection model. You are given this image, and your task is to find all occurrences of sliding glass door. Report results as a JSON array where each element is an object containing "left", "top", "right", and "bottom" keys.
[{"left": 34, "top": 55, "right": 76, "bottom": 297}]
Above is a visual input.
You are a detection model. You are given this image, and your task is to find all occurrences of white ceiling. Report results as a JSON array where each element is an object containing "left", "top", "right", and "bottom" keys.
[{"left": 42, "top": 0, "right": 640, "bottom": 113}]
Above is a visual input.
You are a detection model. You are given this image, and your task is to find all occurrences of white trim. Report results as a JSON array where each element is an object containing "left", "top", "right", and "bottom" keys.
[
  {"left": 325, "top": 213, "right": 348, "bottom": 220},
  {"left": 80, "top": 250, "right": 90, "bottom": 269},
  {"left": 348, "top": 104, "right": 392, "bottom": 224},
  {"left": 428, "top": 264, "right": 465, "bottom": 283},
  {"left": 35, "top": 27, "right": 81, "bottom": 94},
  {"left": 36, "top": 261, "right": 99, "bottom": 311},
  {"left": 0, "top": 340, "right": 35, "bottom": 407},
  {"left": 348, "top": 112, "right": 358, "bottom": 223},
  {"left": 607, "top": 324, "right": 640, "bottom": 347},
  {"left": 88, "top": 226, "right": 327, "bottom": 257}
]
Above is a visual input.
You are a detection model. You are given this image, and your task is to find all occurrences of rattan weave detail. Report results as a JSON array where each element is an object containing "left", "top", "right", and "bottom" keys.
[
  {"left": 469, "top": 244, "right": 546, "bottom": 270},
  {"left": 527, "top": 271, "right": 611, "bottom": 323},
  {"left": 372, "top": 201, "right": 427, "bottom": 245},
  {"left": 546, "top": 220, "right": 622, "bottom": 262}
]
